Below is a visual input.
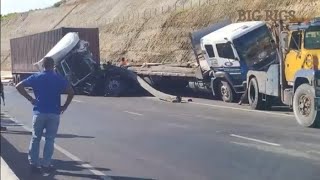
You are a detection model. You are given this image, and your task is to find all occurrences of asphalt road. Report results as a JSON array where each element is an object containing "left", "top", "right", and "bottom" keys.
[{"left": 1, "top": 86, "right": 320, "bottom": 180}]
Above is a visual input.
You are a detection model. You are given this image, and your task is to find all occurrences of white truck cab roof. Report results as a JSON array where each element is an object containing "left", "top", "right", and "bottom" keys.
[
  {"left": 34, "top": 32, "right": 80, "bottom": 71},
  {"left": 201, "top": 21, "right": 266, "bottom": 44}
]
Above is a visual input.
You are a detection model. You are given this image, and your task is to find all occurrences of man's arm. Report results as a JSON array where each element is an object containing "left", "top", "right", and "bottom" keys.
[
  {"left": 61, "top": 84, "right": 74, "bottom": 114},
  {"left": 16, "top": 81, "right": 36, "bottom": 104},
  {"left": 0, "top": 83, "right": 4, "bottom": 105}
]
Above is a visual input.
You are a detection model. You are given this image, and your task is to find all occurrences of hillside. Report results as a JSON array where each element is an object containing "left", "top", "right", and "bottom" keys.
[{"left": 1, "top": 0, "right": 319, "bottom": 70}]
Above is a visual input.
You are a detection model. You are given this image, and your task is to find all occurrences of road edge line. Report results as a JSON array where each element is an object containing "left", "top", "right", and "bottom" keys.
[{"left": 1, "top": 156, "right": 19, "bottom": 180}]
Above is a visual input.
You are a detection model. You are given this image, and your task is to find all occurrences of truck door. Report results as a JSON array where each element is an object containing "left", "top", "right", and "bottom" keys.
[
  {"left": 284, "top": 31, "right": 303, "bottom": 84},
  {"left": 204, "top": 44, "right": 218, "bottom": 68}
]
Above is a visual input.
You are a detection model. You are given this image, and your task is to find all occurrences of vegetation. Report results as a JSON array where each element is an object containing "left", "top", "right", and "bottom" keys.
[
  {"left": 53, "top": 0, "right": 67, "bottom": 8},
  {"left": 0, "top": 13, "right": 17, "bottom": 21}
]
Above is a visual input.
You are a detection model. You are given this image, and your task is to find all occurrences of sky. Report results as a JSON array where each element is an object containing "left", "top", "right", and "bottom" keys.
[{"left": 1, "top": 0, "right": 61, "bottom": 15}]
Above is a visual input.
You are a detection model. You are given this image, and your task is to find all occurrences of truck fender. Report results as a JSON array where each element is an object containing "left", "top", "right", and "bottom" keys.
[
  {"left": 246, "top": 70, "right": 266, "bottom": 94},
  {"left": 293, "top": 69, "right": 314, "bottom": 92},
  {"left": 210, "top": 71, "right": 236, "bottom": 92}
]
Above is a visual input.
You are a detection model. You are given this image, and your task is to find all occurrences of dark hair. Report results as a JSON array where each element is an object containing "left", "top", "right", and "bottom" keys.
[{"left": 43, "top": 57, "right": 54, "bottom": 69}]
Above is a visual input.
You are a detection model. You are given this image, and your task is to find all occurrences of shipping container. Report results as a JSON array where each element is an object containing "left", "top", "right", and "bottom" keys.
[{"left": 10, "top": 27, "right": 100, "bottom": 75}]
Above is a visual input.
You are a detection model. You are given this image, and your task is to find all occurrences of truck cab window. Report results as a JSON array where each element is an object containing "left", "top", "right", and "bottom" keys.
[
  {"left": 216, "top": 43, "right": 235, "bottom": 59},
  {"left": 289, "top": 31, "right": 301, "bottom": 50},
  {"left": 304, "top": 26, "right": 320, "bottom": 49},
  {"left": 204, "top": 45, "right": 215, "bottom": 58}
]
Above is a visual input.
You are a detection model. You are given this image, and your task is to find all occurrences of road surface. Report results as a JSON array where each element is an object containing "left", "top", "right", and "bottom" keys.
[{"left": 1, "top": 86, "right": 320, "bottom": 180}]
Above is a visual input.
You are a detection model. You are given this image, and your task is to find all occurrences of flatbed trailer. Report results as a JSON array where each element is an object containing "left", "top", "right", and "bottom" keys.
[{"left": 128, "top": 19, "right": 279, "bottom": 102}]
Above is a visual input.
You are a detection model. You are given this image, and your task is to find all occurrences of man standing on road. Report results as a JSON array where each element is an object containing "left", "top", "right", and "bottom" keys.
[{"left": 16, "top": 57, "right": 74, "bottom": 173}]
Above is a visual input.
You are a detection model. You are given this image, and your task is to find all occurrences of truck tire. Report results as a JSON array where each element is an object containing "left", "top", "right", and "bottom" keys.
[
  {"left": 13, "top": 74, "right": 17, "bottom": 84},
  {"left": 104, "top": 76, "right": 126, "bottom": 97},
  {"left": 218, "top": 81, "right": 234, "bottom": 103},
  {"left": 293, "top": 84, "right": 320, "bottom": 128},
  {"left": 17, "top": 75, "right": 21, "bottom": 84},
  {"left": 248, "top": 77, "right": 263, "bottom": 110}
]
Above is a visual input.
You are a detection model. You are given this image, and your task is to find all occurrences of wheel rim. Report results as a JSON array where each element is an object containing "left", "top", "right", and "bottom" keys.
[
  {"left": 221, "top": 85, "right": 230, "bottom": 99},
  {"left": 249, "top": 83, "right": 255, "bottom": 102},
  {"left": 108, "top": 80, "right": 120, "bottom": 91},
  {"left": 298, "top": 94, "right": 312, "bottom": 117}
]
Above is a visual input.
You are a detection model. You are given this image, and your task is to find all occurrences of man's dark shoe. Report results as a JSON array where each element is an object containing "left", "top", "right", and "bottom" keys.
[
  {"left": 30, "top": 164, "right": 42, "bottom": 174},
  {"left": 41, "top": 165, "right": 56, "bottom": 174}
]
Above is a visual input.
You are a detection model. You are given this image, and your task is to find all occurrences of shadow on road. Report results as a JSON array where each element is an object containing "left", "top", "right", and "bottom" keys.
[
  {"left": 1, "top": 133, "right": 156, "bottom": 180},
  {"left": 107, "top": 176, "right": 156, "bottom": 180},
  {"left": 1, "top": 130, "right": 95, "bottom": 139},
  {"left": 0, "top": 135, "right": 106, "bottom": 180},
  {"left": 1, "top": 113, "right": 95, "bottom": 139},
  {"left": 1, "top": 113, "right": 156, "bottom": 180}
]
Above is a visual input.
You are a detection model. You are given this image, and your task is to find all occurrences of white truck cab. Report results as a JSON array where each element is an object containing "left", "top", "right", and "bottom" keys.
[
  {"left": 190, "top": 19, "right": 277, "bottom": 102},
  {"left": 200, "top": 21, "right": 267, "bottom": 71}
]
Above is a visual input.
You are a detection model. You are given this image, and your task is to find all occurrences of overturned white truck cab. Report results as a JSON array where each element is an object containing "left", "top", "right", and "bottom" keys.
[{"left": 34, "top": 32, "right": 139, "bottom": 96}]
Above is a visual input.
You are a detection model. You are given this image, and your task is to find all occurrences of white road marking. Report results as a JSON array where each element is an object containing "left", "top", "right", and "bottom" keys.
[
  {"left": 307, "top": 150, "right": 320, "bottom": 155},
  {"left": 167, "top": 123, "right": 189, "bottom": 129},
  {"left": 4, "top": 114, "right": 111, "bottom": 179},
  {"left": 230, "top": 141, "right": 320, "bottom": 161},
  {"left": 230, "top": 134, "right": 281, "bottom": 147},
  {"left": 72, "top": 100, "right": 83, "bottom": 103},
  {"left": 124, "top": 111, "right": 143, "bottom": 116},
  {"left": 190, "top": 102, "right": 294, "bottom": 117}
]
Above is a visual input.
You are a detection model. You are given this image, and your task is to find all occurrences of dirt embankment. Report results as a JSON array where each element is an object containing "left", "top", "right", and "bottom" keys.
[{"left": 1, "top": 0, "right": 319, "bottom": 70}]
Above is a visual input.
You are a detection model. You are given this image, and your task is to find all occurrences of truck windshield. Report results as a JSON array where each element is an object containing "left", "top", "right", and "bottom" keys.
[
  {"left": 233, "top": 25, "right": 276, "bottom": 70},
  {"left": 304, "top": 26, "right": 320, "bottom": 49},
  {"left": 66, "top": 53, "right": 95, "bottom": 81}
]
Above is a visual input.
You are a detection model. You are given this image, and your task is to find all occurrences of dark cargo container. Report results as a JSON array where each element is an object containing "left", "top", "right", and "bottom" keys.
[{"left": 10, "top": 27, "right": 100, "bottom": 75}]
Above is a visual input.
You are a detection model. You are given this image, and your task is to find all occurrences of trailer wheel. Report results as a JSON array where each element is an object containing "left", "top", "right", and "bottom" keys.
[
  {"left": 293, "top": 84, "right": 320, "bottom": 128},
  {"left": 17, "top": 75, "right": 21, "bottom": 84},
  {"left": 248, "top": 77, "right": 264, "bottom": 110},
  {"left": 218, "top": 81, "right": 234, "bottom": 103},
  {"left": 13, "top": 74, "right": 17, "bottom": 84},
  {"left": 104, "top": 76, "right": 126, "bottom": 97}
]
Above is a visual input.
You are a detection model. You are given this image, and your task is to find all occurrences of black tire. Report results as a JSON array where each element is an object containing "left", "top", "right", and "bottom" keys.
[
  {"left": 217, "top": 81, "right": 234, "bottom": 103},
  {"left": 17, "top": 74, "right": 21, "bottom": 84},
  {"left": 13, "top": 74, "right": 17, "bottom": 85},
  {"left": 293, "top": 84, "right": 320, "bottom": 128},
  {"left": 104, "top": 76, "right": 126, "bottom": 97},
  {"left": 248, "top": 77, "right": 263, "bottom": 110}
]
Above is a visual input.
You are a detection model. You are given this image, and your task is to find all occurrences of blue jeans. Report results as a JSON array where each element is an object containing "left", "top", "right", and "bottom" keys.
[{"left": 28, "top": 114, "right": 60, "bottom": 167}]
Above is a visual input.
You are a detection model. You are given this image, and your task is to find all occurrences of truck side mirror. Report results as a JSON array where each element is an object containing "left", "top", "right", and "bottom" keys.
[{"left": 280, "top": 31, "right": 289, "bottom": 49}]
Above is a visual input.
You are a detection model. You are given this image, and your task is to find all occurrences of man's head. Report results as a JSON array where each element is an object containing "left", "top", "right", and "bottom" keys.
[
  {"left": 42, "top": 57, "right": 55, "bottom": 70},
  {"left": 121, "top": 57, "right": 125, "bottom": 62}
]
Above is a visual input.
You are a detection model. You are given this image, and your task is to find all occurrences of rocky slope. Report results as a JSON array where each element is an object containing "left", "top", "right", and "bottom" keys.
[{"left": 1, "top": 0, "right": 319, "bottom": 70}]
